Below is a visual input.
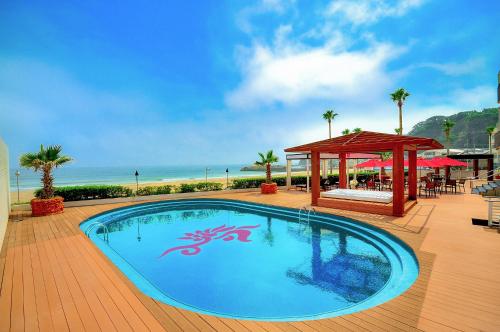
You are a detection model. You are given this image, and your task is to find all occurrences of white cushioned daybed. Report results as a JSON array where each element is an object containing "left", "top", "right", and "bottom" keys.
[{"left": 320, "top": 189, "right": 393, "bottom": 204}]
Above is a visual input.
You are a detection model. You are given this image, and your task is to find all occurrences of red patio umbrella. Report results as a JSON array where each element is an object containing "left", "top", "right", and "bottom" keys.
[
  {"left": 379, "top": 157, "right": 438, "bottom": 168},
  {"left": 355, "top": 159, "right": 385, "bottom": 168},
  {"left": 430, "top": 157, "right": 468, "bottom": 167}
]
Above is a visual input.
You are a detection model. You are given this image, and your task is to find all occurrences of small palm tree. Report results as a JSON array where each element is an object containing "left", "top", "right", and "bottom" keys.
[
  {"left": 20, "top": 145, "right": 72, "bottom": 199},
  {"left": 486, "top": 126, "right": 496, "bottom": 153},
  {"left": 255, "top": 150, "right": 279, "bottom": 184},
  {"left": 394, "top": 128, "right": 402, "bottom": 135},
  {"left": 390, "top": 88, "right": 410, "bottom": 135},
  {"left": 342, "top": 129, "right": 350, "bottom": 135},
  {"left": 322, "top": 110, "right": 338, "bottom": 139},
  {"left": 442, "top": 119, "right": 455, "bottom": 155},
  {"left": 353, "top": 127, "right": 362, "bottom": 133}
]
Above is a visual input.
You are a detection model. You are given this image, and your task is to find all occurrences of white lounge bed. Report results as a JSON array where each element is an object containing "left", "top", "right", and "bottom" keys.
[{"left": 320, "top": 189, "right": 393, "bottom": 204}]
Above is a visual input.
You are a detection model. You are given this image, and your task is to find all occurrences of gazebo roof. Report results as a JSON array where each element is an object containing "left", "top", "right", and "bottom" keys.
[{"left": 285, "top": 131, "right": 443, "bottom": 153}]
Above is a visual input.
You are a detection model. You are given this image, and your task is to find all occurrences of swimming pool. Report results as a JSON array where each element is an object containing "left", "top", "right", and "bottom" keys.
[{"left": 81, "top": 199, "right": 418, "bottom": 321}]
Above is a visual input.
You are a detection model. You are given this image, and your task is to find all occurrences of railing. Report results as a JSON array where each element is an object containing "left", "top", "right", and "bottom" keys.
[
  {"left": 84, "top": 222, "right": 109, "bottom": 243},
  {"left": 470, "top": 168, "right": 500, "bottom": 181},
  {"left": 484, "top": 197, "right": 500, "bottom": 228},
  {"left": 298, "top": 206, "right": 316, "bottom": 228}
]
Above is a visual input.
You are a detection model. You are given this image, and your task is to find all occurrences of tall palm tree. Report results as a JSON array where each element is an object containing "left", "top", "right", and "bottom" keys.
[
  {"left": 390, "top": 88, "right": 410, "bottom": 135},
  {"left": 486, "top": 126, "right": 496, "bottom": 153},
  {"left": 442, "top": 119, "right": 455, "bottom": 155},
  {"left": 255, "top": 150, "right": 279, "bottom": 184},
  {"left": 342, "top": 128, "right": 350, "bottom": 135},
  {"left": 353, "top": 127, "right": 362, "bottom": 133},
  {"left": 20, "top": 145, "right": 72, "bottom": 199},
  {"left": 322, "top": 110, "right": 338, "bottom": 139}
]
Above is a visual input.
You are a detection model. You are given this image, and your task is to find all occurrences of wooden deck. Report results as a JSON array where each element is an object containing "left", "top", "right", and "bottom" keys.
[{"left": 1, "top": 190, "right": 500, "bottom": 331}]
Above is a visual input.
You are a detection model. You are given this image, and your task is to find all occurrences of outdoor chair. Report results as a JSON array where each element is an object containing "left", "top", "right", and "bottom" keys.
[
  {"left": 295, "top": 184, "right": 307, "bottom": 191},
  {"left": 321, "top": 179, "right": 334, "bottom": 191},
  {"left": 433, "top": 177, "right": 444, "bottom": 194},
  {"left": 444, "top": 179, "right": 457, "bottom": 194},
  {"left": 457, "top": 178, "right": 466, "bottom": 192},
  {"left": 419, "top": 179, "right": 437, "bottom": 197},
  {"left": 382, "top": 179, "right": 392, "bottom": 191},
  {"left": 366, "top": 180, "right": 377, "bottom": 190}
]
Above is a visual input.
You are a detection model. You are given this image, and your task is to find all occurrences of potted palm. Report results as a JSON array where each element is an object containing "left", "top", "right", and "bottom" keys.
[
  {"left": 255, "top": 150, "right": 279, "bottom": 194},
  {"left": 20, "top": 145, "right": 72, "bottom": 216}
]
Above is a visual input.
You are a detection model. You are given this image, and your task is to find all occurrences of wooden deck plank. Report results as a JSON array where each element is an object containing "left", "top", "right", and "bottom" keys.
[
  {"left": 22, "top": 241, "right": 39, "bottom": 332},
  {"left": 1, "top": 190, "right": 499, "bottom": 331},
  {"left": 38, "top": 218, "right": 85, "bottom": 332},
  {"left": 32, "top": 226, "right": 70, "bottom": 332},
  {"left": 28, "top": 241, "right": 55, "bottom": 332},
  {"left": 0, "top": 227, "right": 15, "bottom": 331},
  {"left": 10, "top": 228, "right": 25, "bottom": 332},
  {"left": 73, "top": 235, "right": 166, "bottom": 331}
]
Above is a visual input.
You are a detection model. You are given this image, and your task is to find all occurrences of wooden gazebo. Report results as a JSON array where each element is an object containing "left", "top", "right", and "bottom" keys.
[{"left": 285, "top": 131, "right": 443, "bottom": 217}]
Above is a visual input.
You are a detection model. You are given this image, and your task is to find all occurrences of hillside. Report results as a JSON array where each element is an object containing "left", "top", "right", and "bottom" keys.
[{"left": 408, "top": 107, "right": 498, "bottom": 148}]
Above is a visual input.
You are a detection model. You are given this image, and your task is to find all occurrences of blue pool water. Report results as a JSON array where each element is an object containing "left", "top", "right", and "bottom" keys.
[{"left": 80, "top": 199, "right": 418, "bottom": 321}]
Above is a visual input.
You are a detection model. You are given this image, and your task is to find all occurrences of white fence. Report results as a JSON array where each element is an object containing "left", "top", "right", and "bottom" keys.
[{"left": 0, "top": 138, "right": 10, "bottom": 250}]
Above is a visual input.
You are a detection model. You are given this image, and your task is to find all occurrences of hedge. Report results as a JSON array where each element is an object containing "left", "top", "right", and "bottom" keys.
[
  {"left": 231, "top": 172, "right": 377, "bottom": 189},
  {"left": 178, "top": 182, "right": 223, "bottom": 193},
  {"left": 35, "top": 185, "right": 133, "bottom": 201},
  {"left": 136, "top": 185, "right": 173, "bottom": 196}
]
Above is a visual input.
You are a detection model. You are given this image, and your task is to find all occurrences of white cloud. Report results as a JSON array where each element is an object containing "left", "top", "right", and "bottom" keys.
[
  {"left": 416, "top": 58, "right": 485, "bottom": 76},
  {"left": 326, "top": 0, "right": 425, "bottom": 26},
  {"left": 226, "top": 32, "right": 404, "bottom": 109},
  {"left": 236, "top": 0, "right": 295, "bottom": 33}
]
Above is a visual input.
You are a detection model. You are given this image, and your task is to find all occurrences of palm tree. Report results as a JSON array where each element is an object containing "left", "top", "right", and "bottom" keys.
[
  {"left": 442, "top": 119, "right": 455, "bottom": 155},
  {"left": 255, "top": 150, "right": 279, "bottom": 184},
  {"left": 486, "top": 126, "right": 496, "bottom": 153},
  {"left": 353, "top": 127, "right": 362, "bottom": 133},
  {"left": 394, "top": 128, "right": 402, "bottom": 135},
  {"left": 20, "top": 145, "right": 72, "bottom": 199},
  {"left": 342, "top": 129, "right": 350, "bottom": 135},
  {"left": 322, "top": 110, "right": 338, "bottom": 139},
  {"left": 390, "top": 88, "right": 410, "bottom": 135}
]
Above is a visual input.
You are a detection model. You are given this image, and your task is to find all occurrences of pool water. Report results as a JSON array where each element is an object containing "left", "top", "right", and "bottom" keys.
[{"left": 81, "top": 199, "right": 418, "bottom": 321}]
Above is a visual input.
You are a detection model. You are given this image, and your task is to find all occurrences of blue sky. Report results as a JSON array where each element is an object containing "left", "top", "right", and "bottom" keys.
[{"left": 1, "top": 0, "right": 499, "bottom": 167}]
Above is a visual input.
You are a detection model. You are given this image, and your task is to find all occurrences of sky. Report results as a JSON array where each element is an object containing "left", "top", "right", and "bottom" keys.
[{"left": 1, "top": 0, "right": 499, "bottom": 167}]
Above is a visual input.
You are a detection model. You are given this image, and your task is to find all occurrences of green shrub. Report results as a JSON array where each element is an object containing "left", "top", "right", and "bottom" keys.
[
  {"left": 136, "top": 185, "right": 174, "bottom": 196},
  {"left": 35, "top": 185, "right": 133, "bottom": 201},
  {"left": 195, "top": 182, "right": 223, "bottom": 191},
  {"left": 178, "top": 183, "right": 197, "bottom": 193}
]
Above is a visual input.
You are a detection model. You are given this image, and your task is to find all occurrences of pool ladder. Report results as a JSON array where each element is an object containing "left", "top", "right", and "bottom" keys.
[
  {"left": 298, "top": 206, "right": 316, "bottom": 228},
  {"left": 84, "top": 222, "right": 109, "bottom": 243}
]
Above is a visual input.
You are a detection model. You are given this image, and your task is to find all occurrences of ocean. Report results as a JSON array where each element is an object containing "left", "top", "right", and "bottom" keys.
[{"left": 9, "top": 165, "right": 282, "bottom": 191}]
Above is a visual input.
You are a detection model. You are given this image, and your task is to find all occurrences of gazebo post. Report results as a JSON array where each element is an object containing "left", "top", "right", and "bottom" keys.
[
  {"left": 286, "top": 159, "right": 292, "bottom": 189},
  {"left": 392, "top": 145, "right": 405, "bottom": 217},
  {"left": 487, "top": 157, "right": 494, "bottom": 181},
  {"left": 339, "top": 153, "right": 347, "bottom": 189},
  {"left": 311, "top": 151, "right": 321, "bottom": 206},
  {"left": 408, "top": 150, "right": 417, "bottom": 200},
  {"left": 473, "top": 160, "right": 479, "bottom": 178}
]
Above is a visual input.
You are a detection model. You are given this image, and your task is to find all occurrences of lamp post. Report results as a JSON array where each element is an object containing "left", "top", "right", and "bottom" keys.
[
  {"left": 15, "top": 170, "right": 20, "bottom": 204},
  {"left": 225, "top": 168, "right": 229, "bottom": 189},
  {"left": 205, "top": 167, "right": 210, "bottom": 191},
  {"left": 134, "top": 170, "right": 139, "bottom": 192}
]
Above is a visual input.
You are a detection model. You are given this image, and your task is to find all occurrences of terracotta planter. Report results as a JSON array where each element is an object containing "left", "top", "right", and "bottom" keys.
[
  {"left": 31, "top": 197, "right": 64, "bottom": 217},
  {"left": 260, "top": 182, "right": 278, "bottom": 194}
]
